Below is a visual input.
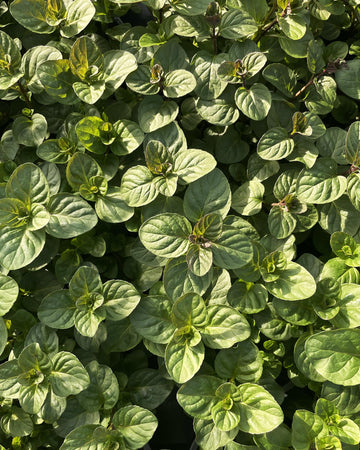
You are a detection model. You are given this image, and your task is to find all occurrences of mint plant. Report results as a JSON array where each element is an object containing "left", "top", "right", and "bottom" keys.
[{"left": 1, "top": 0, "right": 360, "bottom": 448}]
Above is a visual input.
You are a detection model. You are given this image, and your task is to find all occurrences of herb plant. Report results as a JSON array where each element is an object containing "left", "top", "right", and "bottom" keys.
[{"left": 1, "top": 0, "right": 360, "bottom": 448}]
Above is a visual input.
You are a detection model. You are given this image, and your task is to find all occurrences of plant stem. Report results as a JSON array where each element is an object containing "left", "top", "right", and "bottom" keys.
[
  {"left": 16, "top": 80, "right": 32, "bottom": 108},
  {"left": 211, "top": 26, "right": 217, "bottom": 55},
  {"left": 293, "top": 75, "right": 315, "bottom": 98},
  {"left": 253, "top": 0, "right": 278, "bottom": 42}
]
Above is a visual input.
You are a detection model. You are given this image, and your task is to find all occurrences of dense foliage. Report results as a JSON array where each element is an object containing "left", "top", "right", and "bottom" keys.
[{"left": 1, "top": 0, "right": 360, "bottom": 448}]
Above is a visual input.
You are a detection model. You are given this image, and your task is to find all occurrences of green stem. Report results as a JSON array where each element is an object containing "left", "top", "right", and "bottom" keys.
[
  {"left": 16, "top": 80, "right": 32, "bottom": 108},
  {"left": 253, "top": 0, "right": 278, "bottom": 42}
]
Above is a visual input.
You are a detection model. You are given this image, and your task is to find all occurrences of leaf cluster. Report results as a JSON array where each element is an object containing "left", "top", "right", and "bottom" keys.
[{"left": 1, "top": 0, "right": 360, "bottom": 449}]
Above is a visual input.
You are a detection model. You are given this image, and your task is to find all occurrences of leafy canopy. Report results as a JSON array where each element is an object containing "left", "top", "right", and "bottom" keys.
[{"left": 1, "top": 0, "right": 360, "bottom": 449}]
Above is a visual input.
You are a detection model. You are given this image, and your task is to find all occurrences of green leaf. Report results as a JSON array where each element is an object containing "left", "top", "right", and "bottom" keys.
[
  {"left": 265, "top": 261, "right": 316, "bottom": 301},
  {"left": 0, "top": 359, "right": 22, "bottom": 398},
  {"left": 169, "top": 0, "right": 210, "bottom": 15},
  {"left": 330, "top": 231, "right": 360, "bottom": 266},
  {"left": 171, "top": 292, "right": 207, "bottom": 329},
  {"left": 307, "top": 39, "right": 326, "bottom": 74},
  {"left": 294, "top": 334, "right": 326, "bottom": 383},
  {"left": 232, "top": 180, "right": 264, "bottom": 217},
  {"left": 194, "top": 418, "right": 237, "bottom": 449},
  {"left": 72, "top": 80, "right": 105, "bottom": 104},
  {"left": 103, "top": 279, "right": 140, "bottom": 321},
  {"left": 94, "top": 187, "right": 133, "bottom": 223},
  {"left": 173, "top": 149, "right": 217, "bottom": 184},
  {"left": 0, "top": 226, "right": 45, "bottom": 270},
  {"left": 327, "top": 417, "right": 360, "bottom": 445},
  {"left": 314, "top": 435, "right": 342, "bottom": 449},
  {"left": 23, "top": 325, "right": 57, "bottom": 362},
  {"left": 291, "top": 410, "right": 328, "bottom": 450},
  {"left": 219, "top": 9, "right": 258, "bottom": 39},
  {"left": 0, "top": 406, "right": 33, "bottom": 437},
  {"left": 164, "top": 256, "right": 213, "bottom": 300},
  {"left": 345, "top": 121, "right": 360, "bottom": 164},
  {"left": 23, "top": 46, "right": 61, "bottom": 93},
  {"left": 262, "top": 63, "right": 298, "bottom": 98},
  {"left": 305, "top": 329, "right": 360, "bottom": 386},
  {"left": 139, "top": 213, "right": 191, "bottom": 258},
  {"left": 0, "top": 31, "right": 23, "bottom": 89},
  {"left": 316, "top": 125, "right": 346, "bottom": 164},
  {"left": 59, "top": 424, "right": 101, "bottom": 450},
  {"left": 77, "top": 360, "right": 118, "bottom": 411},
  {"left": 279, "top": 29, "right": 313, "bottom": 59},
  {"left": 330, "top": 283, "right": 360, "bottom": 328},
  {"left": 105, "top": 318, "right": 142, "bottom": 353},
  {"left": 228, "top": 280, "right": 268, "bottom": 314},
  {"left": 257, "top": 128, "right": 294, "bottom": 161},
  {"left": 19, "top": 383, "right": 49, "bottom": 414},
  {"left": 75, "top": 116, "right": 107, "bottom": 154},
  {"left": 126, "top": 65, "right": 160, "bottom": 95},
  {"left": 131, "top": 295, "right": 175, "bottom": 344},
  {"left": 214, "top": 340, "right": 263, "bottom": 383},
  {"left": 235, "top": 83, "right": 272, "bottom": 121},
  {"left": 191, "top": 51, "right": 228, "bottom": 100},
  {"left": 196, "top": 94, "right": 240, "bottom": 126},
  {"left": 102, "top": 50, "right": 137, "bottom": 92},
  {"left": 10, "top": 0, "right": 57, "bottom": 34},
  {"left": 321, "top": 257, "right": 360, "bottom": 284},
  {"left": 242, "top": 51, "right": 268, "bottom": 78},
  {"left": 319, "top": 197, "right": 360, "bottom": 236},
  {"left": 268, "top": 206, "right": 297, "bottom": 239},
  {"left": 296, "top": 158, "right": 347, "bottom": 204},
  {"left": 177, "top": 375, "right": 223, "bottom": 419},
  {"left": 49, "top": 351, "right": 90, "bottom": 397},
  {"left": 138, "top": 95, "right": 179, "bottom": 133},
  {"left": 112, "top": 119, "right": 144, "bottom": 156},
  {"left": 212, "top": 226, "right": 253, "bottom": 269},
  {"left": 253, "top": 424, "right": 292, "bottom": 450},
  {"left": 38, "top": 290, "right": 76, "bottom": 329},
  {"left": 0, "top": 273, "right": 18, "bottom": 316},
  {"left": 40, "top": 390, "right": 66, "bottom": 423},
  {"left": 6, "top": 163, "right": 49, "bottom": 205},
  {"left": 60, "top": 0, "right": 95, "bottom": 38},
  {"left": 46, "top": 193, "right": 97, "bottom": 238},
  {"left": 126, "top": 368, "right": 173, "bottom": 410},
  {"left": 321, "top": 382, "right": 360, "bottom": 415},
  {"left": 70, "top": 36, "right": 103, "bottom": 82},
  {"left": 202, "top": 305, "right": 251, "bottom": 349},
  {"left": 348, "top": 172, "right": 360, "bottom": 211},
  {"left": 66, "top": 152, "right": 102, "bottom": 191},
  {"left": 0, "top": 318, "right": 7, "bottom": 356},
  {"left": 278, "top": 14, "right": 307, "bottom": 41},
  {"left": 165, "top": 332, "right": 204, "bottom": 383},
  {"left": 211, "top": 398, "right": 241, "bottom": 432},
  {"left": 152, "top": 39, "right": 189, "bottom": 72},
  {"left": 336, "top": 59, "right": 360, "bottom": 100},
  {"left": 273, "top": 297, "right": 317, "bottom": 326},
  {"left": 186, "top": 244, "right": 213, "bottom": 276},
  {"left": 163, "top": 69, "right": 196, "bottom": 98},
  {"left": 120, "top": 165, "right": 158, "bottom": 207},
  {"left": 184, "top": 168, "right": 231, "bottom": 222},
  {"left": 37, "top": 59, "right": 79, "bottom": 105},
  {"left": 69, "top": 266, "right": 102, "bottom": 300},
  {"left": 112, "top": 405, "right": 158, "bottom": 448},
  {"left": 237, "top": 384, "right": 284, "bottom": 434},
  {"left": 139, "top": 33, "right": 166, "bottom": 47}
]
